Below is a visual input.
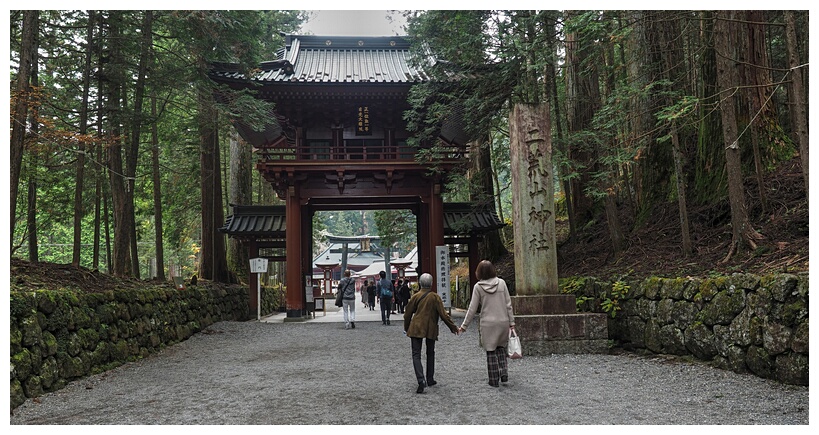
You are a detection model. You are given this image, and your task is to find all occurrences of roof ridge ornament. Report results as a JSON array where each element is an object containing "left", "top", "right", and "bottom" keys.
[{"left": 259, "top": 59, "right": 293, "bottom": 75}]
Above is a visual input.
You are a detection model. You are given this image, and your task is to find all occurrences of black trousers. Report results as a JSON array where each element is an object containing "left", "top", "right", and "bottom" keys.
[
  {"left": 380, "top": 297, "right": 392, "bottom": 323},
  {"left": 411, "top": 337, "right": 435, "bottom": 385}
]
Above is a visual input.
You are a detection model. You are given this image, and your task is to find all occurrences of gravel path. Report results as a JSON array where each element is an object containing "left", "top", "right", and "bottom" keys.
[{"left": 10, "top": 315, "right": 809, "bottom": 425}]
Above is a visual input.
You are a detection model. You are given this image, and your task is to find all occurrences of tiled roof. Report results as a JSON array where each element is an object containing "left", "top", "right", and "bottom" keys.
[
  {"left": 211, "top": 35, "right": 430, "bottom": 85},
  {"left": 220, "top": 203, "right": 505, "bottom": 238},
  {"left": 312, "top": 242, "right": 385, "bottom": 270},
  {"left": 219, "top": 205, "right": 286, "bottom": 237},
  {"left": 442, "top": 203, "right": 506, "bottom": 235}
]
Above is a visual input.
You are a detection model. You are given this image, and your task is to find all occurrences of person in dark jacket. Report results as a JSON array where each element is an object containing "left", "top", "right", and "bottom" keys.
[
  {"left": 393, "top": 279, "right": 401, "bottom": 313},
  {"left": 376, "top": 270, "right": 393, "bottom": 325},
  {"left": 403, "top": 273, "right": 459, "bottom": 393},
  {"left": 365, "top": 280, "right": 376, "bottom": 310},
  {"left": 398, "top": 280, "right": 411, "bottom": 313}
]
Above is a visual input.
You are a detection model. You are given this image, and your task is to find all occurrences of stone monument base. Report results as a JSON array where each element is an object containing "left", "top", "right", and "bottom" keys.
[{"left": 512, "top": 295, "right": 609, "bottom": 354}]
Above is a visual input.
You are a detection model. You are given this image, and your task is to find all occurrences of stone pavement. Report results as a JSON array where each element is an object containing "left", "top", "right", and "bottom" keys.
[
  {"left": 10, "top": 303, "right": 810, "bottom": 426},
  {"left": 261, "top": 298, "right": 425, "bottom": 324}
]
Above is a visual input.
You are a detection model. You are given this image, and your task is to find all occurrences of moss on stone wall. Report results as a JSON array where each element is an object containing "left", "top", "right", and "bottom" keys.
[
  {"left": 560, "top": 272, "right": 808, "bottom": 386},
  {"left": 10, "top": 284, "right": 249, "bottom": 410}
]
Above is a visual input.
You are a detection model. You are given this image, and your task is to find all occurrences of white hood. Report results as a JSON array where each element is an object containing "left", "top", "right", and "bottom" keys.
[{"left": 477, "top": 277, "right": 499, "bottom": 294}]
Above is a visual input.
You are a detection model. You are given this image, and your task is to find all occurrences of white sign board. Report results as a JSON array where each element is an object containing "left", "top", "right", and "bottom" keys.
[
  {"left": 249, "top": 257, "right": 269, "bottom": 273},
  {"left": 305, "top": 286, "right": 314, "bottom": 303},
  {"left": 435, "top": 245, "right": 451, "bottom": 308}
]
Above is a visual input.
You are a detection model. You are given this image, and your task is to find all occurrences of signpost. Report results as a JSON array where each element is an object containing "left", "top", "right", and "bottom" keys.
[
  {"left": 435, "top": 246, "right": 451, "bottom": 309},
  {"left": 172, "top": 276, "right": 185, "bottom": 291},
  {"left": 250, "top": 257, "right": 269, "bottom": 320}
]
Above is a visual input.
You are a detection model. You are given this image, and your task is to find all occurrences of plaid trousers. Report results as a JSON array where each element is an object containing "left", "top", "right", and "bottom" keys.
[{"left": 486, "top": 347, "right": 508, "bottom": 386}]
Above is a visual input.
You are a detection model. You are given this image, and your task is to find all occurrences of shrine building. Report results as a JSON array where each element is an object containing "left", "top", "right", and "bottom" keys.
[{"left": 211, "top": 34, "right": 503, "bottom": 319}]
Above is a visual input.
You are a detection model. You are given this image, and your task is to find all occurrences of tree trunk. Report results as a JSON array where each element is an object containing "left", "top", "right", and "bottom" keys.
[
  {"left": 198, "top": 90, "right": 230, "bottom": 282},
  {"left": 93, "top": 149, "right": 102, "bottom": 270},
  {"left": 108, "top": 138, "right": 130, "bottom": 276},
  {"left": 564, "top": 12, "right": 600, "bottom": 225},
  {"left": 72, "top": 10, "right": 95, "bottom": 266},
  {"left": 468, "top": 135, "right": 508, "bottom": 262},
  {"left": 213, "top": 125, "right": 229, "bottom": 282},
  {"left": 120, "top": 11, "right": 153, "bottom": 278},
  {"left": 26, "top": 168, "right": 38, "bottom": 262},
  {"left": 784, "top": 11, "right": 809, "bottom": 197},
  {"left": 109, "top": 160, "right": 131, "bottom": 274},
  {"left": 742, "top": 10, "right": 772, "bottom": 212},
  {"left": 121, "top": 83, "right": 140, "bottom": 278},
  {"left": 257, "top": 170, "right": 276, "bottom": 205},
  {"left": 198, "top": 91, "right": 216, "bottom": 281},
  {"left": 715, "top": 10, "right": 763, "bottom": 261},
  {"left": 11, "top": 10, "right": 38, "bottom": 246},
  {"left": 25, "top": 20, "right": 40, "bottom": 263},
  {"left": 600, "top": 18, "right": 626, "bottom": 254},
  {"left": 694, "top": 11, "right": 728, "bottom": 205},
  {"left": 106, "top": 11, "right": 132, "bottom": 277},
  {"left": 227, "top": 130, "right": 251, "bottom": 283},
  {"left": 545, "top": 14, "right": 575, "bottom": 239},
  {"left": 658, "top": 13, "right": 693, "bottom": 257},
  {"left": 92, "top": 11, "right": 104, "bottom": 271},
  {"left": 670, "top": 122, "right": 693, "bottom": 256},
  {"left": 151, "top": 95, "right": 166, "bottom": 280},
  {"left": 509, "top": 102, "right": 557, "bottom": 295},
  {"left": 103, "top": 181, "right": 112, "bottom": 274},
  {"left": 747, "top": 99, "right": 767, "bottom": 212},
  {"left": 631, "top": 11, "right": 673, "bottom": 220}
]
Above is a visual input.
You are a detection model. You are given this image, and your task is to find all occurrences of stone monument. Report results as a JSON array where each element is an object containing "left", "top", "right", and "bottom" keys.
[{"left": 509, "top": 102, "right": 608, "bottom": 354}]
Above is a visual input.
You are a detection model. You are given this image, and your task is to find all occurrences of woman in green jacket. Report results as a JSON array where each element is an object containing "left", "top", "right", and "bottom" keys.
[{"left": 403, "top": 273, "right": 459, "bottom": 394}]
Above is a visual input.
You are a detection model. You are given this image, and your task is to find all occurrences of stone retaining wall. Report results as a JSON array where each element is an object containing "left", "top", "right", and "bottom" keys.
[
  {"left": 561, "top": 273, "right": 808, "bottom": 386},
  {"left": 10, "top": 284, "right": 250, "bottom": 410}
]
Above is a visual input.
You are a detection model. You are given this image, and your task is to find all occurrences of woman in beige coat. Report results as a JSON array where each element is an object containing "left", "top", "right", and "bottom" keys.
[{"left": 458, "top": 260, "right": 516, "bottom": 387}]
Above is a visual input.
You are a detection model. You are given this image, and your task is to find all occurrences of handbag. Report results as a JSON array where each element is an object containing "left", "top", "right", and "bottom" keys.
[
  {"left": 508, "top": 328, "right": 523, "bottom": 359},
  {"left": 335, "top": 280, "right": 352, "bottom": 307}
]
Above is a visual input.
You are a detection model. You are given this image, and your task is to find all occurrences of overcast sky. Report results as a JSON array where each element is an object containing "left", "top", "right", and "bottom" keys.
[{"left": 298, "top": 10, "right": 408, "bottom": 36}]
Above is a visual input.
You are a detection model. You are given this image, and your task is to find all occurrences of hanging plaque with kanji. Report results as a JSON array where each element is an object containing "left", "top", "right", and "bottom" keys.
[{"left": 356, "top": 105, "right": 371, "bottom": 136}]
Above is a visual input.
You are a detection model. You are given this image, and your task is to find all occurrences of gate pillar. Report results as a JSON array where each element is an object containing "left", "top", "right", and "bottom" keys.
[
  {"left": 420, "top": 182, "right": 445, "bottom": 285},
  {"left": 285, "top": 185, "right": 305, "bottom": 319}
]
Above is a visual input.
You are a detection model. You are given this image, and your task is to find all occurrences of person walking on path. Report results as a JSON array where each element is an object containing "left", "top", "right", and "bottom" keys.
[
  {"left": 360, "top": 282, "right": 368, "bottom": 309},
  {"left": 403, "top": 273, "right": 459, "bottom": 394},
  {"left": 393, "top": 280, "right": 402, "bottom": 313},
  {"left": 398, "top": 279, "right": 411, "bottom": 313},
  {"left": 376, "top": 270, "right": 393, "bottom": 325},
  {"left": 366, "top": 280, "right": 376, "bottom": 310},
  {"left": 339, "top": 270, "right": 357, "bottom": 329},
  {"left": 458, "top": 260, "right": 516, "bottom": 387}
]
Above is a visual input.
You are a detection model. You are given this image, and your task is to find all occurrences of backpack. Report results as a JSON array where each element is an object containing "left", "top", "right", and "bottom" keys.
[{"left": 378, "top": 278, "right": 393, "bottom": 298}]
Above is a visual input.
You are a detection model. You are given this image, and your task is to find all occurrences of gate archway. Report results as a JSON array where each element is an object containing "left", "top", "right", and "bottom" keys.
[{"left": 220, "top": 201, "right": 504, "bottom": 318}]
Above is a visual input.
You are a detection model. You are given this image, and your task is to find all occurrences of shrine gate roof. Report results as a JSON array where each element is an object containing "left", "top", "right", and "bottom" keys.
[
  {"left": 219, "top": 205, "right": 286, "bottom": 238},
  {"left": 208, "top": 34, "right": 474, "bottom": 148},
  {"left": 210, "top": 35, "right": 431, "bottom": 85},
  {"left": 219, "top": 203, "right": 505, "bottom": 239}
]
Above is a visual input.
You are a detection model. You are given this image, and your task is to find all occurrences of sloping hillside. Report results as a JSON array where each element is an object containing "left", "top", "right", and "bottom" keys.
[{"left": 487, "top": 158, "right": 807, "bottom": 285}]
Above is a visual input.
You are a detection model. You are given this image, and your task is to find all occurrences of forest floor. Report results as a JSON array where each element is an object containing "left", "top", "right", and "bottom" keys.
[
  {"left": 494, "top": 157, "right": 809, "bottom": 282},
  {"left": 8, "top": 259, "right": 230, "bottom": 294},
  {"left": 9, "top": 159, "right": 808, "bottom": 294}
]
